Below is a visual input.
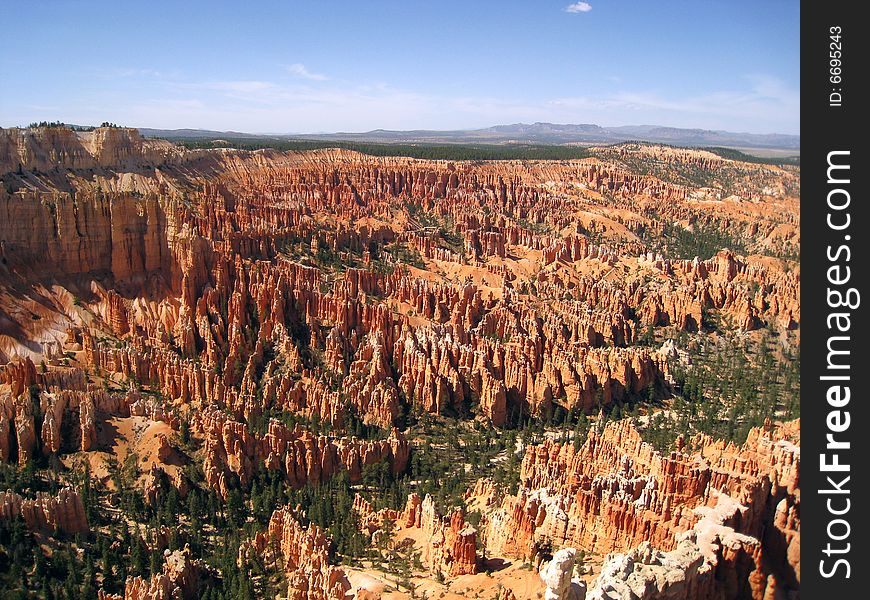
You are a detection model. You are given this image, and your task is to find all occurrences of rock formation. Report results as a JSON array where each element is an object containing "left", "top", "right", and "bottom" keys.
[
  {"left": 0, "top": 487, "right": 88, "bottom": 534},
  {"left": 0, "top": 127, "right": 800, "bottom": 599},
  {"left": 99, "top": 547, "right": 211, "bottom": 600},
  {"left": 586, "top": 492, "right": 774, "bottom": 600},
  {"left": 239, "top": 506, "right": 351, "bottom": 600},
  {"left": 540, "top": 548, "right": 585, "bottom": 600},
  {"left": 200, "top": 409, "right": 409, "bottom": 498},
  {"left": 353, "top": 492, "right": 479, "bottom": 578},
  {"left": 481, "top": 418, "right": 799, "bottom": 599}
]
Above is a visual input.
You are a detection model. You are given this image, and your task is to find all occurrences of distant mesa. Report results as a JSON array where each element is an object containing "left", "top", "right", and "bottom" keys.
[{"left": 137, "top": 121, "right": 800, "bottom": 151}]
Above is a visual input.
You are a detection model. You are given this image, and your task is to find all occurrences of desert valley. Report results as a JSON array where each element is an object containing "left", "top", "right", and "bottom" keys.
[{"left": 0, "top": 124, "right": 800, "bottom": 599}]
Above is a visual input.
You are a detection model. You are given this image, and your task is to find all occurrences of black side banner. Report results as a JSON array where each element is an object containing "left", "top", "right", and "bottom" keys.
[{"left": 802, "top": 3, "right": 868, "bottom": 596}]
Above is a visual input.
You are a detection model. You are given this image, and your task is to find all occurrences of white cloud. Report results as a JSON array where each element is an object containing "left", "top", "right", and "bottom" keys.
[
  {"left": 565, "top": 2, "right": 592, "bottom": 13},
  {"left": 286, "top": 63, "right": 328, "bottom": 81},
  {"left": 548, "top": 75, "right": 799, "bottom": 134},
  {"left": 204, "top": 81, "right": 276, "bottom": 93},
  {"left": 114, "top": 68, "right": 164, "bottom": 78}
]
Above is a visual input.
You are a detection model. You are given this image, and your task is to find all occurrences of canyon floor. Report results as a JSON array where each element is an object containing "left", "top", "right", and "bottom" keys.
[{"left": 0, "top": 127, "right": 799, "bottom": 600}]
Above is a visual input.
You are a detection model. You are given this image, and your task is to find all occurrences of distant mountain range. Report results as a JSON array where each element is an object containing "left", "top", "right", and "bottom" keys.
[{"left": 139, "top": 122, "right": 800, "bottom": 151}]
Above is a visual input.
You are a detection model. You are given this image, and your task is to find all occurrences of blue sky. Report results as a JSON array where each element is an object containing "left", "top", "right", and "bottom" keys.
[{"left": 1, "top": 1, "right": 799, "bottom": 134}]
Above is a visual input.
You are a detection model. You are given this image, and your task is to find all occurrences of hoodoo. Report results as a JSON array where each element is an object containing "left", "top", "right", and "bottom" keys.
[{"left": 0, "top": 126, "right": 800, "bottom": 599}]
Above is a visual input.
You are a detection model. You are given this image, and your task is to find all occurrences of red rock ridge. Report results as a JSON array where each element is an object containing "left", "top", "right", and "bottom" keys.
[
  {"left": 353, "top": 492, "right": 478, "bottom": 579},
  {"left": 481, "top": 419, "right": 799, "bottom": 598},
  {"left": 0, "top": 487, "right": 88, "bottom": 535},
  {"left": 239, "top": 506, "right": 351, "bottom": 600},
  {"left": 200, "top": 408, "right": 409, "bottom": 498},
  {"left": 98, "top": 547, "right": 211, "bottom": 600}
]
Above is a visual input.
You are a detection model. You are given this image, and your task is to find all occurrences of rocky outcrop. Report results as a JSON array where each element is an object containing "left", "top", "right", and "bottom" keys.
[
  {"left": 540, "top": 548, "right": 585, "bottom": 600},
  {"left": 0, "top": 358, "right": 54, "bottom": 464},
  {"left": 420, "top": 495, "right": 478, "bottom": 578},
  {"left": 0, "top": 188, "right": 177, "bottom": 285},
  {"left": 0, "top": 126, "right": 181, "bottom": 174},
  {"left": 498, "top": 587, "right": 519, "bottom": 600},
  {"left": 483, "top": 419, "right": 799, "bottom": 598},
  {"left": 0, "top": 487, "right": 88, "bottom": 534},
  {"left": 586, "top": 492, "right": 771, "bottom": 600},
  {"left": 484, "top": 420, "right": 707, "bottom": 559},
  {"left": 353, "top": 492, "right": 478, "bottom": 578},
  {"left": 239, "top": 506, "right": 351, "bottom": 600},
  {"left": 200, "top": 409, "right": 409, "bottom": 498},
  {"left": 100, "top": 547, "right": 211, "bottom": 600},
  {"left": 0, "top": 360, "right": 155, "bottom": 463}
]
